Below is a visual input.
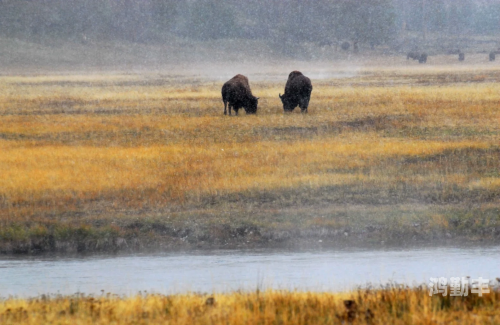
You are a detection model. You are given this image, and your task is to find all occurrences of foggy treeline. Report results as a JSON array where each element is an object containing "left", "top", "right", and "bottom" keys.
[{"left": 0, "top": 0, "right": 499, "bottom": 47}]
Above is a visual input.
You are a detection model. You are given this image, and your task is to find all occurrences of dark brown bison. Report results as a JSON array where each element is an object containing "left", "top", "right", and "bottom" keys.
[
  {"left": 407, "top": 51, "right": 420, "bottom": 60},
  {"left": 279, "top": 71, "right": 312, "bottom": 113},
  {"left": 419, "top": 53, "right": 428, "bottom": 63},
  {"left": 221, "top": 74, "right": 259, "bottom": 115},
  {"left": 408, "top": 52, "right": 427, "bottom": 63},
  {"left": 490, "top": 51, "right": 496, "bottom": 61}
]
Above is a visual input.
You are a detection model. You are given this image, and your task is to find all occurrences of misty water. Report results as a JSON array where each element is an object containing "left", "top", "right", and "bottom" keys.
[{"left": 1, "top": 246, "right": 499, "bottom": 298}]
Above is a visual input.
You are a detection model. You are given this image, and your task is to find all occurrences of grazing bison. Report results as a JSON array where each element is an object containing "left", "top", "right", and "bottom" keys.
[
  {"left": 458, "top": 52, "right": 465, "bottom": 61},
  {"left": 279, "top": 71, "right": 312, "bottom": 113},
  {"left": 490, "top": 51, "right": 496, "bottom": 61},
  {"left": 407, "top": 51, "right": 420, "bottom": 60},
  {"left": 419, "top": 53, "right": 428, "bottom": 63},
  {"left": 408, "top": 52, "right": 427, "bottom": 63},
  {"left": 221, "top": 74, "right": 259, "bottom": 115}
]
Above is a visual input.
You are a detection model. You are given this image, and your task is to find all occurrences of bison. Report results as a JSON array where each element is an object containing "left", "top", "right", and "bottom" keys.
[
  {"left": 407, "top": 52, "right": 427, "bottom": 63},
  {"left": 458, "top": 52, "right": 465, "bottom": 61},
  {"left": 221, "top": 74, "right": 259, "bottom": 115},
  {"left": 407, "top": 51, "right": 420, "bottom": 60},
  {"left": 279, "top": 71, "right": 312, "bottom": 113},
  {"left": 490, "top": 51, "right": 496, "bottom": 61},
  {"left": 419, "top": 53, "right": 428, "bottom": 63}
]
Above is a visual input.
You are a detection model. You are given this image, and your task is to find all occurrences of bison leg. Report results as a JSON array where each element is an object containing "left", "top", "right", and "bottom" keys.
[
  {"left": 224, "top": 100, "right": 228, "bottom": 115},
  {"left": 299, "top": 98, "right": 309, "bottom": 113}
]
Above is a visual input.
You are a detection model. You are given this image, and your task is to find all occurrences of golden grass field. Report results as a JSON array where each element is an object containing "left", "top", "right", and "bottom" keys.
[
  {"left": 1, "top": 286, "right": 499, "bottom": 325},
  {"left": 0, "top": 63, "right": 499, "bottom": 252}
]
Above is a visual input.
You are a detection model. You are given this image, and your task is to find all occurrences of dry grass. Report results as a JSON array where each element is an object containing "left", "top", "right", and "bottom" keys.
[
  {"left": 0, "top": 65, "right": 499, "bottom": 250},
  {"left": 1, "top": 286, "right": 499, "bottom": 325}
]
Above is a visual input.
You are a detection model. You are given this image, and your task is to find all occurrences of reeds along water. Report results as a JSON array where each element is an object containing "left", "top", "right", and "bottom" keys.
[{"left": 0, "top": 285, "right": 499, "bottom": 325}]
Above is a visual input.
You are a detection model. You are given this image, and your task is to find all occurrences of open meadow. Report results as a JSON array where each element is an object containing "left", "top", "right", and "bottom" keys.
[{"left": 1, "top": 62, "right": 500, "bottom": 253}]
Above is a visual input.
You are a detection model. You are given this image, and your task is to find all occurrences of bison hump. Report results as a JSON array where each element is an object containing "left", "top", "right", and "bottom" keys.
[
  {"left": 288, "top": 71, "right": 304, "bottom": 80},
  {"left": 222, "top": 74, "right": 254, "bottom": 98},
  {"left": 283, "top": 74, "right": 312, "bottom": 96},
  {"left": 224, "top": 74, "right": 251, "bottom": 88},
  {"left": 231, "top": 74, "right": 249, "bottom": 83}
]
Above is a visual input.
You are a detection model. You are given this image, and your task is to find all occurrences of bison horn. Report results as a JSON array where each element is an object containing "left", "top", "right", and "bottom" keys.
[
  {"left": 279, "top": 93, "right": 282, "bottom": 98},
  {"left": 257, "top": 97, "right": 260, "bottom": 100}
]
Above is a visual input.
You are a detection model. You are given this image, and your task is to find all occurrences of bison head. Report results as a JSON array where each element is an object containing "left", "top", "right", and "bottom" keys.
[
  {"left": 245, "top": 96, "right": 259, "bottom": 114},
  {"left": 279, "top": 93, "right": 294, "bottom": 112}
]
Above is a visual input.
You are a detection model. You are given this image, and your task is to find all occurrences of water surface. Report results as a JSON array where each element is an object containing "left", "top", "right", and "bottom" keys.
[{"left": 1, "top": 246, "right": 498, "bottom": 297}]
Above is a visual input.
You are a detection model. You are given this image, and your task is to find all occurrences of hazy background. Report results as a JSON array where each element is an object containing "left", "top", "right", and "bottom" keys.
[{"left": 0, "top": 0, "right": 499, "bottom": 71}]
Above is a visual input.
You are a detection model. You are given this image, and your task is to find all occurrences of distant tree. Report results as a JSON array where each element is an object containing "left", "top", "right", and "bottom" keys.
[
  {"left": 174, "top": 0, "right": 238, "bottom": 40},
  {"left": 333, "top": 0, "right": 396, "bottom": 45},
  {"left": 393, "top": 0, "right": 500, "bottom": 37},
  {"left": 470, "top": 1, "right": 500, "bottom": 34},
  {"left": 150, "top": 0, "right": 179, "bottom": 39},
  {"left": 0, "top": 0, "right": 499, "bottom": 46}
]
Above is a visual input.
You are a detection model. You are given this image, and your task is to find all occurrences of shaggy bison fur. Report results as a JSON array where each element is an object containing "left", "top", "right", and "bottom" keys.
[
  {"left": 407, "top": 52, "right": 427, "bottom": 63},
  {"left": 221, "top": 74, "right": 259, "bottom": 115},
  {"left": 407, "top": 51, "right": 420, "bottom": 60},
  {"left": 419, "top": 53, "right": 428, "bottom": 63},
  {"left": 279, "top": 71, "right": 313, "bottom": 113}
]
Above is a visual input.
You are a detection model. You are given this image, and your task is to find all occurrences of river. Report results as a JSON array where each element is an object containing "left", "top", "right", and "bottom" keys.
[{"left": 1, "top": 245, "right": 499, "bottom": 297}]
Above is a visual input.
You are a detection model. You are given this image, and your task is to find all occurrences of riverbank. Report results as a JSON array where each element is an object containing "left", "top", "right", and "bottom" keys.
[
  {"left": 1, "top": 204, "right": 500, "bottom": 254},
  {"left": 1, "top": 286, "right": 499, "bottom": 324}
]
